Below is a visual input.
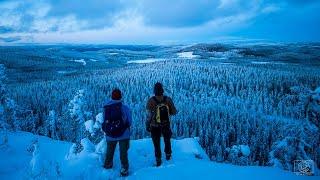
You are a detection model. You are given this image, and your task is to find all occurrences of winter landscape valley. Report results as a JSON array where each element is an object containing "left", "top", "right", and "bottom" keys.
[{"left": 0, "top": 43, "right": 320, "bottom": 179}]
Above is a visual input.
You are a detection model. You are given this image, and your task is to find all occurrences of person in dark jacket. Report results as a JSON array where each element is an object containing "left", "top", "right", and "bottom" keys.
[
  {"left": 146, "top": 82, "right": 177, "bottom": 166},
  {"left": 103, "top": 89, "right": 132, "bottom": 176}
]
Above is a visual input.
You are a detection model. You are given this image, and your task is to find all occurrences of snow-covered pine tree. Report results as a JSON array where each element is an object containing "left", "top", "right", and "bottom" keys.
[
  {"left": 65, "top": 143, "right": 78, "bottom": 160},
  {"left": 0, "top": 65, "right": 19, "bottom": 131},
  {"left": 307, "top": 87, "right": 320, "bottom": 128},
  {"left": 48, "top": 110, "right": 58, "bottom": 140},
  {"left": 84, "top": 112, "right": 104, "bottom": 144},
  {"left": 69, "top": 89, "right": 92, "bottom": 143},
  {"left": 30, "top": 140, "right": 44, "bottom": 178},
  {"left": 268, "top": 137, "right": 313, "bottom": 171},
  {"left": 0, "top": 64, "right": 8, "bottom": 130},
  {"left": 6, "top": 98, "right": 19, "bottom": 131}
]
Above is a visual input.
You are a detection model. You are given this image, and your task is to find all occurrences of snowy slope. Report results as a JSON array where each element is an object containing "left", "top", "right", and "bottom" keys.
[{"left": 0, "top": 131, "right": 317, "bottom": 180}]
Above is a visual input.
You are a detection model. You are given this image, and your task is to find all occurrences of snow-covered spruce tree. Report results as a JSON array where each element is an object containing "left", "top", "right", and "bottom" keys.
[
  {"left": 0, "top": 64, "right": 19, "bottom": 131},
  {"left": 277, "top": 86, "right": 312, "bottom": 120},
  {"left": 5, "top": 56, "right": 320, "bottom": 169},
  {"left": 307, "top": 87, "right": 320, "bottom": 129},
  {"left": 68, "top": 89, "right": 93, "bottom": 143},
  {"left": 5, "top": 98, "right": 19, "bottom": 130},
  {"left": 84, "top": 112, "right": 104, "bottom": 144},
  {"left": 305, "top": 87, "right": 320, "bottom": 169},
  {"left": 268, "top": 137, "right": 313, "bottom": 171},
  {"left": 0, "top": 64, "right": 8, "bottom": 130},
  {"left": 47, "top": 110, "right": 58, "bottom": 140},
  {"left": 226, "top": 145, "right": 251, "bottom": 166},
  {"left": 65, "top": 143, "right": 78, "bottom": 160},
  {"left": 29, "top": 140, "right": 46, "bottom": 178}
]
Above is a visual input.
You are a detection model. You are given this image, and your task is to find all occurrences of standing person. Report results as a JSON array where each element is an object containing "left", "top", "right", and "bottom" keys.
[
  {"left": 146, "top": 82, "right": 177, "bottom": 166},
  {"left": 102, "top": 88, "right": 132, "bottom": 177}
]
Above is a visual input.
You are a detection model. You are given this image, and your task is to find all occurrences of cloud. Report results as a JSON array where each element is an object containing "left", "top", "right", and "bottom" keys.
[
  {"left": 0, "top": 26, "right": 15, "bottom": 33},
  {"left": 18, "top": 9, "right": 255, "bottom": 44},
  {"left": 0, "top": 0, "right": 319, "bottom": 43},
  {"left": 0, "top": 36, "right": 21, "bottom": 42},
  {"left": 0, "top": 0, "right": 260, "bottom": 33},
  {"left": 261, "top": 4, "right": 281, "bottom": 14}
]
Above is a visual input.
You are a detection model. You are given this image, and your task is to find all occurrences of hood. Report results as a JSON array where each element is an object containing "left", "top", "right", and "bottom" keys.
[{"left": 104, "top": 99, "right": 123, "bottom": 106}]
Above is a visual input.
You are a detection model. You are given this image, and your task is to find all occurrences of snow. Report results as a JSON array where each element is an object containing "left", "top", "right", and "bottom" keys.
[
  {"left": 311, "top": 87, "right": 320, "bottom": 112},
  {"left": 272, "top": 62, "right": 288, "bottom": 65},
  {"left": 219, "top": 62, "right": 235, "bottom": 65},
  {"left": 57, "top": 70, "right": 76, "bottom": 74},
  {"left": 240, "top": 145, "right": 250, "bottom": 157},
  {"left": 211, "top": 50, "right": 242, "bottom": 60},
  {"left": 0, "top": 131, "right": 317, "bottom": 180},
  {"left": 251, "top": 61, "right": 270, "bottom": 64},
  {"left": 70, "top": 59, "right": 86, "bottom": 65},
  {"left": 93, "top": 113, "right": 103, "bottom": 130},
  {"left": 84, "top": 120, "right": 94, "bottom": 134},
  {"left": 80, "top": 138, "right": 95, "bottom": 154},
  {"left": 57, "top": 71, "right": 68, "bottom": 74},
  {"left": 30, "top": 143, "right": 42, "bottom": 176},
  {"left": 95, "top": 113, "right": 103, "bottom": 124},
  {"left": 177, "top": 51, "right": 199, "bottom": 59},
  {"left": 127, "top": 58, "right": 166, "bottom": 64}
]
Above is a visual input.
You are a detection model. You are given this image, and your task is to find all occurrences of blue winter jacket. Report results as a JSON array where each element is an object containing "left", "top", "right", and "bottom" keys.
[{"left": 103, "top": 99, "right": 132, "bottom": 141}]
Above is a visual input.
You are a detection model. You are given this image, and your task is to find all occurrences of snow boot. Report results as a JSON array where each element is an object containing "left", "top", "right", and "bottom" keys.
[
  {"left": 103, "top": 164, "right": 113, "bottom": 169},
  {"left": 120, "top": 168, "right": 129, "bottom": 177},
  {"left": 166, "top": 154, "right": 171, "bottom": 160},
  {"left": 156, "top": 158, "right": 162, "bottom": 167}
]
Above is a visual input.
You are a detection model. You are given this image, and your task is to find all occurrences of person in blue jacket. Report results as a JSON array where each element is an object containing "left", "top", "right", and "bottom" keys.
[{"left": 103, "top": 88, "right": 132, "bottom": 176}]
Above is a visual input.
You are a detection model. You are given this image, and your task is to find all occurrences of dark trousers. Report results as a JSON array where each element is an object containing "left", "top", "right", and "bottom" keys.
[
  {"left": 104, "top": 139, "right": 130, "bottom": 170},
  {"left": 151, "top": 126, "right": 172, "bottom": 160}
]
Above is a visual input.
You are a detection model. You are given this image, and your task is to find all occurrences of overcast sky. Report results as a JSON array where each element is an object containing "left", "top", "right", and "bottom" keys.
[{"left": 0, "top": 0, "right": 319, "bottom": 44}]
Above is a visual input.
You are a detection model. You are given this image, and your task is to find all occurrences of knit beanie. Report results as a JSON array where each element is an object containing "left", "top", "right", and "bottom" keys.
[{"left": 111, "top": 88, "right": 122, "bottom": 100}]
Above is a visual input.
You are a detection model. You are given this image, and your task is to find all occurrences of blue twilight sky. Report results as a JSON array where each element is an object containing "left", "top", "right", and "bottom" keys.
[{"left": 0, "top": 0, "right": 319, "bottom": 44}]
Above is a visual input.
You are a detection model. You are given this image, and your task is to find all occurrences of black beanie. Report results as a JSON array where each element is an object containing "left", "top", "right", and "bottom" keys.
[{"left": 111, "top": 88, "right": 122, "bottom": 100}]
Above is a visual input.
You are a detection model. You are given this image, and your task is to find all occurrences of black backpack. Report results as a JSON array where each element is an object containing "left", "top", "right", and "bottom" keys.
[
  {"left": 102, "top": 102, "right": 127, "bottom": 138},
  {"left": 153, "top": 96, "right": 170, "bottom": 125}
]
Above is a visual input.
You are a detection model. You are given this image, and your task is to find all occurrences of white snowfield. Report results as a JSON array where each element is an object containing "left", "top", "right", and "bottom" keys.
[
  {"left": 0, "top": 131, "right": 317, "bottom": 180},
  {"left": 177, "top": 51, "right": 199, "bottom": 59},
  {"left": 70, "top": 59, "right": 86, "bottom": 65},
  {"left": 127, "top": 58, "right": 166, "bottom": 64}
]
